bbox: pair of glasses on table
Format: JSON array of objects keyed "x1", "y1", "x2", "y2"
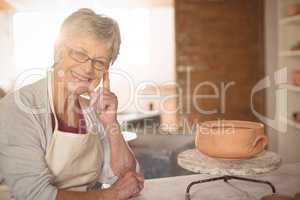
[{"x1": 65, "y1": 45, "x2": 110, "y2": 72}]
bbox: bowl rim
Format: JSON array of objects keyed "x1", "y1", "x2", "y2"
[{"x1": 199, "y1": 120, "x2": 264, "y2": 130}]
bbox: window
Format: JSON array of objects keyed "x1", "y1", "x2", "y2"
[
  {"x1": 13, "y1": 7, "x2": 174, "y2": 112},
  {"x1": 13, "y1": 8, "x2": 150, "y2": 72}
]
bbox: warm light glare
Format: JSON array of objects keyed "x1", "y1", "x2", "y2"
[
  {"x1": 12, "y1": 8, "x2": 174, "y2": 113},
  {"x1": 13, "y1": 12, "x2": 65, "y2": 72},
  {"x1": 13, "y1": 9, "x2": 150, "y2": 74}
]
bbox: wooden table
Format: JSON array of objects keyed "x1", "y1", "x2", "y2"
[
  {"x1": 1, "y1": 163, "x2": 300, "y2": 200},
  {"x1": 133, "y1": 163, "x2": 300, "y2": 200}
]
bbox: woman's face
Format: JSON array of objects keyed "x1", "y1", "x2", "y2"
[{"x1": 54, "y1": 35, "x2": 111, "y2": 95}]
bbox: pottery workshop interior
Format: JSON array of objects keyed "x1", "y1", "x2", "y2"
[{"x1": 0, "y1": 0, "x2": 300, "y2": 200}]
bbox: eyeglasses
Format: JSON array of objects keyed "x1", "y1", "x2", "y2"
[{"x1": 65, "y1": 45, "x2": 110, "y2": 72}]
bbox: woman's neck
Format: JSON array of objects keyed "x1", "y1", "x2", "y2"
[{"x1": 52, "y1": 71, "x2": 80, "y2": 128}]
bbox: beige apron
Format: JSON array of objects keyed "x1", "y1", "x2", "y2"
[{"x1": 45, "y1": 71, "x2": 103, "y2": 192}]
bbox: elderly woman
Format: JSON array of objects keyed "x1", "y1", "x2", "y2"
[{"x1": 0, "y1": 8, "x2": 143, "y2": 200}]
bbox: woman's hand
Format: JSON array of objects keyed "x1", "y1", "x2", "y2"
[
  {"x1": 90, "y1": 72, "x2": 118, "y2": 128},
  {"x1": 109, "y1": 171, "x2": 144, "y2": 200}
]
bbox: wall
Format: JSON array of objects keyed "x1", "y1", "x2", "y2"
[
  {"x1": 175, "y1": 0, "x2": 265, "y2": 123},
  {"x1": 110, "y1": 7, "x2": 176, "y2": 113},
  {"x1": 264, "y1": 0, "x2": 278, "y2": 153},
  {"x1": 0, "y1": 11, "x2": 14, "y2": 91}
]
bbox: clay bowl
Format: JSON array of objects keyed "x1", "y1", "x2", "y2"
[
  {"x1": 290, "y1": 42, "x2": 300, "y2": 51},
  {"x1": 295, "y1": 193, "x2": 300, "y2": 200},
  {"x1": 288, "y1": 4, "x2": 300, "y2": 16},
  {"x1": 195, "y1": 120, "x2": 268, "y2": 160},
  {"x1": 261, "y1": 194, "x2": 294, "y2": 200},
  {"x1": 292, "y1": 70, "x2": 300, "y2": 86},
  {"x1": 293, "y1": 112, "x2": 300, "y2": 123}
]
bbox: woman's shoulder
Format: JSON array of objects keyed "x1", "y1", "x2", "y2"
[
  {"x1": 0, "y1": 78, "x2": 50, "y2": 133},
  {"x1": 0, "y1": 78, "x2": 48, "y2": 113},
  {"x1": 0, "y1": 78, "x2": 50, "y2": 149}
]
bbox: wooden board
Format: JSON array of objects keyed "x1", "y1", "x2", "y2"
[{"x1": 177, "y1": 149, "x2": 281, "y2": 176}]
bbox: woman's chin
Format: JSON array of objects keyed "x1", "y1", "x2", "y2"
[
  {"x1": 75, "y1": 88, "x2": 89, "y2": 95},
  {"x1": 67, "y1": 82, "x2": 91, "y2": 95}
]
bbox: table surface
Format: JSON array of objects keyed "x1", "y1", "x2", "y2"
[
  {"x1": 1, "y1": 163, "x2": 300, "y2": 200},
  {"x1": 133, "y1": 162, "x2": 300, "y2": 200}
]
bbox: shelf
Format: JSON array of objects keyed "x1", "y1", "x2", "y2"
[
  {"x1": 279, "y1": 84, "x2": 300, "y2": 92},
  {"x1": 279, "y1": 50, "x2": 300, "y2": 57},
  {"x1": 280, "y1": 15, "x2": 300, "y2": 25}
]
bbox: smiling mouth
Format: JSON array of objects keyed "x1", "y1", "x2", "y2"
[{"x1": 71, "y1": 71, "x2": 91, "y2": 82}]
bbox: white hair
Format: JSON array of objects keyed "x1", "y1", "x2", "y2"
[{"x1": 58, "y1": 8, "x2": 121, "y2": 64}]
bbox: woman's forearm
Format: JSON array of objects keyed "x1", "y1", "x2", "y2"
[
  {"x1": 56, "y1": 188, "x2": 116, "y2": 200},
  {"x1": 106, "y1": 122, "x2": 136, "y2": 176}
]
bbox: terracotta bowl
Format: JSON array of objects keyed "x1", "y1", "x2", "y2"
[
  {"x1": 195, "y1": 120, "x2": 268, "y2": 159},
  {"x1": 290, "y1": 42, "x2": 300, "y2": 51},
  {"x1": 295, "y1": 193, "x2": 300, "y2": 200},
  {"x1": 293, "y1": 112, "x2": 300, "y2": 123},
  {"x1": 292, "y1": 70, "x2": 300, "y2": 86},
  {"x1": 288, "y1": 4, "x2": 300, "y2": 16}
]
